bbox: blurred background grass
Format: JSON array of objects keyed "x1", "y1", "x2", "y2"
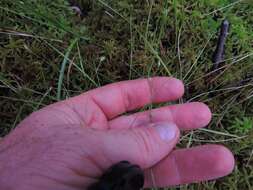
[{"x1": 0, "y1": 0, "x2": 252, "y2": 189}]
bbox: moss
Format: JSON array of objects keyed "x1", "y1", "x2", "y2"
[{"x1": 0, "y1": 0, "x2": 253, "y2": 189}]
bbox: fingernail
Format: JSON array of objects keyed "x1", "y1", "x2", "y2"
[{"x1": 153, "y1": 123, "x2": 177, "y2": 141}]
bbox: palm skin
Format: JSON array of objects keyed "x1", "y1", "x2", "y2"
[{"x1": 0, "y1": 77, "x2": 234, "y2": 190}]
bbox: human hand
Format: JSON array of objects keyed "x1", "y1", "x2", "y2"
[{"x1": 0, "y1": 77, "x2": 234, "y2": 190}]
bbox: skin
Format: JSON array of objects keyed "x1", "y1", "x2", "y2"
[{"x1": 0, "y1": 77, "x2": 234, "y2": 190}]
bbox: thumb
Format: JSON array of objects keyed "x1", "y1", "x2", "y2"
[{"x1": 101, "y1": 122, "x2": 179, "y2": 169}]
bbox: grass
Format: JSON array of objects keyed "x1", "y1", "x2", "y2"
[{"x1": 0, "y1": 0, "x2": 253, "y2": 189}]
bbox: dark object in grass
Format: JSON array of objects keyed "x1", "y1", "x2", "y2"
[
  {"x1": 212, "y1": 19, "x2": 230, "y2": 70},
  {"x1": 68, "y1": 0, "x2": 92, "y2": 17},
  {"x1": 87, "y1": 161, "x2": 144, "y2": 190},
  {"x1": 71, "y1": 6, "x2": 83, "y2": 16}
]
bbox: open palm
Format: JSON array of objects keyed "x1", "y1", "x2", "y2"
[{"x1": 0, "y1": 77, "x2": 234, "y2": 190}]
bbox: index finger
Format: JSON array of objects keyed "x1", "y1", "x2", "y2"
[{"x1": 74, "y1": 77, "x2": 184, "y2": 119}]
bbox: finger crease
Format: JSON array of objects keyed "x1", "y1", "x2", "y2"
[
  {"x1": 171, "y1": 154, "x2": 182, "y2": 184},
  {"x1": 119, "y1": 85, "x2": 130, "y2": 113},
  {"x1": 89, "y1": 96, "x2": 109, "y2": 119}
]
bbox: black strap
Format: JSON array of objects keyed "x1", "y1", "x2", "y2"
[{"x1": 87, "y1": 161, "x2": 144, "y2": 190}]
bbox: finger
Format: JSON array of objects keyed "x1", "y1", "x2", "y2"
[
  {"x1": 144, "y1": 145, "x2": 235, "y2": 187},
  {"x1": 97, "y1": 122, "x2": 180, "y2": 173},
  {"x1": 74, "y1": 77, "x2": 184, "y2": 119},
  {"x1": 109, "y1": 102, "x2": 212, "y2": 130}
]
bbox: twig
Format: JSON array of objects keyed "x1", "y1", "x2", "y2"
[{"x1": 212, "y1": 20, "x2": 230, "y2": 69}]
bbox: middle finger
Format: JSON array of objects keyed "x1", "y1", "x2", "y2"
[{"x1": 109, "y1": 102, "x2": 211, "y2": 130}]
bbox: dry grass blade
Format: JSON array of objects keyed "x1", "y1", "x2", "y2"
[
  {"x1": 0, "y1": 29, "x2": 63, "y2": 42},
  {"x1": 204, "y1": 0, "x2": 244, "y2": 16}
]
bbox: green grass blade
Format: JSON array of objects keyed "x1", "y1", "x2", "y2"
[{"x1": 57, "y1": 38, "x2": 78, "y2": 100}]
